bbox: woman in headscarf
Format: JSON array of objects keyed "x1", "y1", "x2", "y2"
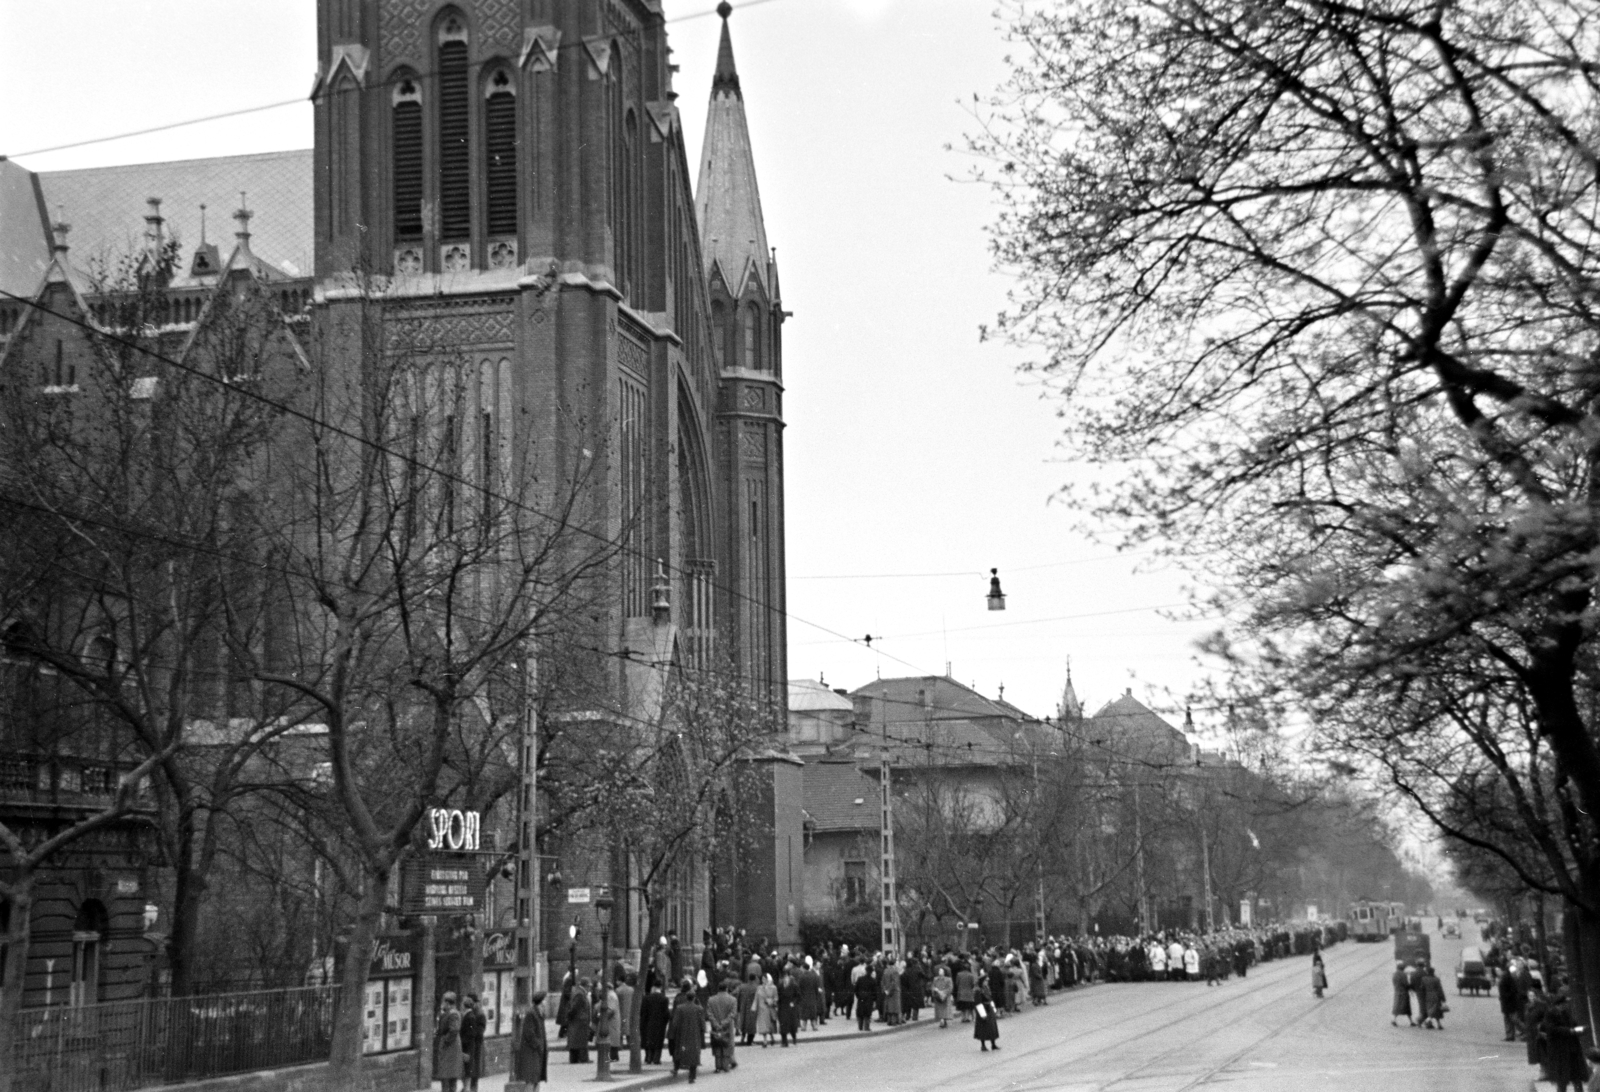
[
  {"x1": 511, "y1": 993, "x2": 549, "y2": 1090},
  {"x1": 755, "y1": 972, "x2": 779, "y2": 1046},
  {"x1": 435, "y1": 992, "x2": 464, "y2": 1092},
  {"x1": 1419, "y1": 964, "x2": 1446, "y2": 1029},
  {"x1": 1390, "y1": 962, "x2": 1414, "y2": 1027}
]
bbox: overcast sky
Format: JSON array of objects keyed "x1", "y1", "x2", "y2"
[{"x1": 1, "y1": 0, "x2": 1225, "y2": 729}]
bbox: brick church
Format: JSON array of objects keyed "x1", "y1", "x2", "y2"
[{"x1": 0, "y1": 0, "x2": 798, "y2": 1002}]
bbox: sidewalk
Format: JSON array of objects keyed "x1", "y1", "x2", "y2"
[{"x1": 472, "y1": 1009, "x2": 953, "y2": 1092}]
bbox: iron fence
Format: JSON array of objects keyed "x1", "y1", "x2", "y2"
[{"x1": 13, "y1": 984, "x2": 341, "y2": 1092}]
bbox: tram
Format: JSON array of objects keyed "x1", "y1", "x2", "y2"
[{"x1": 1350, "y1": 899, "x2": 1393, "y2": 941}]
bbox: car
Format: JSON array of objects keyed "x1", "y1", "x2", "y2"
[
  {"x1": 1457, "y1": 946, "x2": 1492, "y2": 995},
  {"x1": 1442, "y1": 920, "x2": 1460, "y2": 938}
]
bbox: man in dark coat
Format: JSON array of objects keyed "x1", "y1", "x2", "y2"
[
  {"x1": 459, "y1": 994, "x2": 487, "y2": 1092},
  {"x1": 987, "y1": 961, "x2": 1007, "y2": 1018},
  {"x1": 667, "y1": 981, "x2": 706, "y2": 1083},
  {"x1": 902, "y1": 957, "x2": 927, "y2": 1021},
  {"x1": 736, "y1": 972, "x2": 760, "y2": 1045},
  {"x1": 1542, "y1": 997, "x2": 1590, "y2": 1092},
  {"x1": 566, "y1": 981, "x2": 593, "y2": 1064},
  {"x1": 1390, "y1": 963, "x2": 1414, "y2": 1027},
  {"x1": 1498, "y1": 967, "x2": 1523, "y2": 1041},
  {"x1": 639, "y1": 982, "x2": 670, "y2": 1065},
  {"x1": 511, "y1": 994, "x2": 549, "y2": 1088},
  {"x1": 853, "y1": 966, "x2": 879, "y2": 1032}
]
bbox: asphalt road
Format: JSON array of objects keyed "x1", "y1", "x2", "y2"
[{"x1": 679, "y1": 923, "x2": 1528, "y2": 1091}]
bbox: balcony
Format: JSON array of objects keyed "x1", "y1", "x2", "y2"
[{"x1": 0, "y1": 753, "x2": 154, "y2": 816}]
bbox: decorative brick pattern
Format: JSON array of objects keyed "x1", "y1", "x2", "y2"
[
  {"x1": 617, "y1": 332, "x2": 648, "y2": 377},
  {"x1": 479, "y1": 0, "x2": 520, "y2": 56},
  {"x1": 386, "y1": 310, "x2": 515, "y2": 351},
  {"x1": 380, "y1": 0, "x2": 429, "y2": 65}
]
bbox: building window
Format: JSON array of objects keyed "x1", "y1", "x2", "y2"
[
  {"x1": 742, "y1": 304, "x2": 761, "y2": 369},
  {"x1": 392, "y1": 77, "x2": 424, "y2": 240},
  {"x1": 484, "y1": 70, "x2": 517, "y2": 239},
  {"x1": 437, "y1": 17, "x2": 471, "y2": 243},
  {"x1": 843, "y1": 861, "x2": 867, "y2": 907}
]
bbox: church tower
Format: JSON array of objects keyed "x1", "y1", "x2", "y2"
[
  {"x1": 307, "y1": 0, "x2": 794, "y2": 955},
  {"x1": 697, "y1": 3, "x2": 788, "y2": 705}
]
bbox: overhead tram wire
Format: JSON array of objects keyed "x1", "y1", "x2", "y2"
[
  {"x1": 4, "y1": 0, "x2": 794, "y2": 161},
  {"x1": 1, "y1": 474, "x2": 1220, "y2": 774}
]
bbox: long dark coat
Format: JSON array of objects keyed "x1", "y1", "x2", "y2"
[
  {"x1": 1526, "y1": 996, "x2": 1549, "y2": 1067},
  {"x1": 459, "y1": 1007, "x2": 487, "y2": 1078},
  {"x1": 972, "y1": 985, "x2": 999, "y2": 1045},
  {"x1": 640, "y1": 991, "x2": 671, "y2": 1057},
  {"x1": 1543, "y1": 1005, "x2": 1590, "y2": 1087},
  {"x1": 853, "y1": 970, "x2": 879, "y2": 1013},
  {"x1": 1419, "y1": 972, "x2": 1445, "y2": 1021},
  {"x1": 512, "y1": 1010, "x2": 548, "y2": 1085},
  {"x1": 797, "y1": 968, "x2": 823, "y2": 1021},
  {"x1": 736, "y1": 979, "x2": 760, "y2": 1036},
  {"x1": 777, "y1": 975, "x2": 801, "y2": 1034},
  {"x1": 566, "y1": 990, "x2": 592, "y2": 1054},
  {"x1": 902, "y1": 960, "x2": 927, "y2": 1011},
  {"x1": 667, "y1": 999, "x2": 706, "y2": 1071},
  {"x1": 1390, "y1": 970, "x2": 1412, "y2": 1018}
]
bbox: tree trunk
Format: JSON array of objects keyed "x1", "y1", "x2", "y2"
[
  {"x1": 1569, "y1": 896, "x2": 1600, "y2": 1052},
  {"x1": 0, "y1": 878, "x2": 36, "y2": 1092},
  {"x1": 628, "y1": 901, "x2": 661, "y2": 1074},
  {"x1": 326, "y1": 866, "x2": 389, "y2": 1089},
  {"x1": 167, "y1": 812, "x2": 206, "y2": 996}
]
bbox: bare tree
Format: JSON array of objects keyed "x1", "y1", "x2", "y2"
[{"x1": 976, "y1": 0, "x2": 1600, "y2": 1026}]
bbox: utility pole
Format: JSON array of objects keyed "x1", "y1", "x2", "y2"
[
  {"x1": 879, "y1": 752, "x2": 900, "y2": 956},
  {"x1": 1031, "y1": 745, "x2": 1045, "y2": 942},
  {"x1": 1201, "y1": 825, "x2": 1215, "y2": 933},
  {"x1": 1132, "y1": 772, "x2": 1149, "y2": 934},
  {"x1": 507, "y1": 654, "x2": 541, "y2": 1092}
]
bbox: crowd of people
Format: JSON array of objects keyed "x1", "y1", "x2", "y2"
[
  {"x1": 1491, "y1": 953, "x2": 1591, "y2": 1092},
  {"x1": 523, "y1": 920, "x2": 1342, "y2": 1082}
]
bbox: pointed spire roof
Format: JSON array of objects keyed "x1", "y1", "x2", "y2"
[
  {"x1": 695, "y1": 3, "x2": 771, "y2": 299},
  {"x1": 1057, "y1": 658, "x2": 1082, "y2": 722}
]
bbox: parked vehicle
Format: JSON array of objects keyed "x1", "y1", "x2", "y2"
[
  {"x1": 1441, "y1": 920, "x2": 1460, "y2": 939},
  {"x1": 1456, "y1": 946, "x2": 1491, "y2": 995}
]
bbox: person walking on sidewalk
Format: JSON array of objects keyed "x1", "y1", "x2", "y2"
[
  {"x1": 706, "y1": 978, "x2": 739, "y2": 1072},
  {"x1": 511, "y1": 994, "x2": 548, "y2": 1092},
  {"x1": 640, "y1": 982, "x2": 670, "y2": 1065},
  {"x1": 954, "y1": 961, "x2": 976, "y2": 1023},
  {"x1": 736, "y1": 972, "x2": 760, "y2": 1046},
  {"x1": 972, "y1": 980, "x2": 1000, "y2": 1052},
  {"x1": 667, "y1": 980, "x2": 706, "y2": 1083},
  {"x1": 756, "y1": 972, "x2": 779, "y2": 1046},
  {"x1": 1390, "y1": 963, "x2": 1414, "y2": 1027}
]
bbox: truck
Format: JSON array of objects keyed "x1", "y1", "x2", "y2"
[{"x1": 1395, "y1": 931, "x2": 1431, "y2": 966}]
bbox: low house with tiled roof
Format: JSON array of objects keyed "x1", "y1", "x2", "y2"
[
  {"x1": 786, "y1": 678, "x2": 854, "y2": 755},
  {"x1": 799, "y1": 757, "x2": 881, "y2": 918}
]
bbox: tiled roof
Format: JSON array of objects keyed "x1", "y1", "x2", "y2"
[
  {"x1": 0, "y1": 159, "x2": 50, "y2": 301},
  {"x1": 1088, "y1": 692, "x2": 1191, "y2": 764},
  {"x1": 788, "y1": 678, "x2": 853, "y2": 713},
  {"x1": 802, "y1": 760, "x2": 880, "y2": 833},
  {"x1": 36, "y1": 150, "x2": 313, "y2": 284},
  {"x1": 844, "y1": 675, "x2": 1051, "y2": 768}
]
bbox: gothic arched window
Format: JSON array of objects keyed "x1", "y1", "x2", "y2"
[
  {"x1": 392, "y1": 76, "x2": 424, "y2": 240},
  {"x1": 742, "y1": 304, "x2": 760, "y2": 370},
  {"x1": 484, "y1": 69, "x2": 517, "y2": 239},
  {"x1": 437, "y1": 15, "x2": 471, "y2": 243}
]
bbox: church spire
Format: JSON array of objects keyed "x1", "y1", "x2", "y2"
[
  {"x1": 696, "y1": 1, "x2": 771, "y2": 298},
  {"x1": 711, "y1": 2, "x2": 741, "y2": 98}
]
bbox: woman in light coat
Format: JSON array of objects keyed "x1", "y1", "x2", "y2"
[
  {"x1": 930, "y1": 965, "x2": 954, "y2": 1028},
  {"x1": 435, "y1": 992, "x2": 464, "y2": 1091},
  {"x1": 755, "y1": 972, "x2": 779, "y2": 1046}
]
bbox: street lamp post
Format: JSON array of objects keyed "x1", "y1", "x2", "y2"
[
  {"x1": 567, "y1": 921, "x2": 579, "y2": 988},
  {"x1": 594, "y1": 891, "x2": 614, "y2": 1082}
]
